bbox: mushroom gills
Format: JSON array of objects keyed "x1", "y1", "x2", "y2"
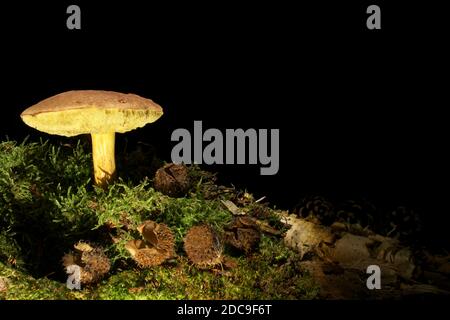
[{"x1": 21, "y1": 108, "x2": 159, "y2": 137}]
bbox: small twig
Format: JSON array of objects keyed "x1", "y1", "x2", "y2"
[
  {"x1": 221, "y1": 200, "x2": 246, "y2": 215},
  {"x1": 255, "y1": 196, "x2": 266, "y2": 203}
]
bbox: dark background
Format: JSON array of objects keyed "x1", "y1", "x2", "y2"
[{"x1": 0, "y1": 2, "x2": 448, "y2": 244}]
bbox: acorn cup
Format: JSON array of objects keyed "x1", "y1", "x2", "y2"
[
  {"x1": 183, "y1": 225, "x2": 224, "y2": 269},
  {"x1": 62, "y1": 241, "x2": 110, "y2": 285},
  {"x1": 125, "y1": 220, "x2": 175, "y2": 268}
]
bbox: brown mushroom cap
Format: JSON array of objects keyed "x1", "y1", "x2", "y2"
[{"x1": 21, "y1": 90, "x2": 163, "y2": 137}]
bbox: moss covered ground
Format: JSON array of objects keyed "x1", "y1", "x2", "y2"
[{"x1": 0, "y1": 138, "x2": 319, "y2": 300}]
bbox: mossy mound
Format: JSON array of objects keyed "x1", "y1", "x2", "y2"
[{"x1": 0, "y1": 138, "x2": 319, "y2": 300}]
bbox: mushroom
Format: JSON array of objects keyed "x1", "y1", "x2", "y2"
[{"x1": 20, "y1": 90, "x2": 163, "y2": 188}]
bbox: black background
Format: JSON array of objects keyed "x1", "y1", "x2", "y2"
[
  {"x1": 5, "y1": 299, "x2": 449, "y2": 319},
  {"x1": 0, "y1": 2, "x2": 448, "y2": 245}
]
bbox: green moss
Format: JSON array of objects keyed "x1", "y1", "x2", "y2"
[
  {"x1": 0, "y1": 138, "x2": 319, "y2": 300},
  {"x1": 0, "y1": 261, "x2": 71, "y2": 300}
]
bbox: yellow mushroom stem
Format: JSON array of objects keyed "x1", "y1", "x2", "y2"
[{"x1": 91, "y1": 132, "x2": 116, "y2": 188}]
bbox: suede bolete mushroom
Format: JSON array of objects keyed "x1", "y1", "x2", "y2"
[{"x1": 20, "y1": 90, "x2": 163, "y2": 187}]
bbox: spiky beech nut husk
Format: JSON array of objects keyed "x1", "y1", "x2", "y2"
[
  {"x1": 125, "y1": 221, "x2": 176, "y2": 268},
  {"x1": 125, "y1": 241, "x2": 171, "y2": 268},
  {"x1": 81, "y1": 248, "x2": 111, "y2": 281},
  {"x1": 154, "y1": 163, "x2": 190, "y2": 197},
  {"x1": 134, "y1": 247, "x2": 169, "y2": 268},
  {"x1": 184, "y1": 225, "x2": 223, "y2": 268},
  {"x1": 138, "y1": 220, "x2": 176, "y2": 258},
  {"x1": 225, "y1": 227, "x2": 261, "y2": 254},
  {"x1": 224, "y1": 216, "x2": 261, "y2": 254},
  {"x1": 62, "y1": 241, "x2": 110, "y2": 285},
  {"x1": 62, "y1": 252, "x2": 80, "y2": 268}
]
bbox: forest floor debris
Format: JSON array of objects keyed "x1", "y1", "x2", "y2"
[{"x1": 0, "y1": 138, "x2": 448, "y2": 299}]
